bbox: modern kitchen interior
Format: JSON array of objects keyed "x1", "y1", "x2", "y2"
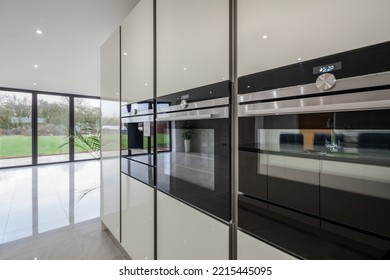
[{"x1": 100, "y1": 0, "x2": 390, "y2": 260}]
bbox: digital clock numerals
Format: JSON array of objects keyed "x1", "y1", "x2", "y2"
[
  {"x1": 313, "y1": 61, "x2": 342, "y2": 75},
  {"x1": 319, "y1": 65, "x2": 335, "y2": 73}
]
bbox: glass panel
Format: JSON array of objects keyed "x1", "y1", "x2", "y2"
[
  {"x1": 74, "y1": 98, "x2": 100, "y2": 160},
  {"x1": 238, "y1": 109, "x2": 390, "y2": 259},
  {"x1": 0, "y1": 90, "x2": 32, "y2": 168},
  {"x1": 156, "y1": 118, "x2": 230, "y2": 221},
  {"x1": 37, "y1": 94, "x2": 69, "y2": 164}
]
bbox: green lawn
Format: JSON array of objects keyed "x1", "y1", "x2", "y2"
[
  {"x1": 0, "y1": 135, "x2": 93, "y2": 158},
  {"x1": 38, "y1": 135, "x2": 69, "y2": 155},
  {"x1": 0, "y1": 133, "x2": 170, "y2": 158},
  {"x1": 0, "y1": 135, "x2": 32, "y2": 157}
]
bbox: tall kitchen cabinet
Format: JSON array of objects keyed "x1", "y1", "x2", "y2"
[
  {"x1": 237, "y1": 0, "x2": 390, "y2": 78},
  {"x1": 156, "y1": 0, "x2": 230, "y2": 97},
  {"x1": 121, "y1": 0, "x2": 154, "y2": 103},
  {"x1": 100, "y1": 28, "x2": 121, "y2": 241},
  {"x1": 156, "y1": 0, "x2": 231, "y2": 259},
  {"x1": 120, "y1": 0, "x2": 155, "y2": 259}
]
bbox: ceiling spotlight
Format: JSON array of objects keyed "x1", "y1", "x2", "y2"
[
  {"x1": 262, "y1": 34, "x2": 268, "y2": 39},
  {"x1": 34, "y1": 64, "x2": 39, "y2": 68},
  {"x1": 144, "y1": 83, "x2": 148, "y2": 86},
  {"x1": 297, "y1": 58, "x2": 302, "y2": 61},
  {"x1": 183, "y1": 67, "x2": 187, "y2": 71},
  {"x1": 36, "y1": 29, "x2": 43, "y2": 35},
  {"x1": 33, "y1": 82, "x2": 37, "y2": 86},
  {"x1": 123, "y1": 52, "x2": 128, "y2": 56}
]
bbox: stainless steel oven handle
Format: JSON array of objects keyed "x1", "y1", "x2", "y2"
[
  {"x1": 156, "y1": 114, "x2": 218, "y2": 121},
  {"x1": 239, "y1": 89, "x2": 390, "y2": 116}
]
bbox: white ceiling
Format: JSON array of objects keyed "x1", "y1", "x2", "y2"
[{"x1": 0, "y1": 0, "x2": 139, "y2": 97}]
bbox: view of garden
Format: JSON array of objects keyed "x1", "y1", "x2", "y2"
[{"x1": 0, "y1": 90, "x2": 100, "y2": 166}]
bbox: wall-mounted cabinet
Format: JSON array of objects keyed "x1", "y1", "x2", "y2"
[
  {"x1": 237, "y1": 0, "x2": 390, "y2": 77},
  {"x1": 121, "y1": 0, "x2": 154, "y2": 103},
  {"x1": 121, "y1": 174, "x2": 154, "y2": 260},
  {"x1": 100, "y1": 28, "x2": 121, "y2": 241},
  {"x1": 157, "y1": 191, "x2": 229, "y2": 259},
  {"x1": 156, "y1": 0, "x2": 229, "y2": 97}
]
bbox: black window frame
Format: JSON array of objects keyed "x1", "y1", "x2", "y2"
[{"x1": 0, "y1": 86, "x2": 100, "y2": 169}]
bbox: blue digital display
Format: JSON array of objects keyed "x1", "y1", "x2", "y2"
[
  {"x1": 313, "y1": 62, "x2": 342, "y2": 74},
  {"x1": 319, "y1": 65, "x2": 335, "y2": 73}
]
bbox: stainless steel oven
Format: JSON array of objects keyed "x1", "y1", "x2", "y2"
[
  {"x1": 156, "y1": 81, "x2": 231, "y2": 221},
  {"x1": 237, "y1": 42, "x2": 390, "y2": 259},
  {"x1": 121, "y1": 99, "x2": 154, "y2": 185}
]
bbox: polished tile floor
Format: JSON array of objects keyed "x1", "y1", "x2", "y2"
[{"x1": 0, "y1": 161, "x2": 127, "y2": 259}]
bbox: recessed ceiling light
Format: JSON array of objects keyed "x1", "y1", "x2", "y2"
[
  {"x1": 262, "y1": 34, "x2": 268, "y2": 39},
  {"x1": 33, "y1": 82, "x2": 37, "y2": 86},
  {"x1": 34, "y1": 64, "x2": 39, "y2": 68},
  {"x1": 36, "y1": 29, "x2": 43, "y2": 35},
  {"x1": 297, "y1": 58, "x2": 302, "y2": 61},
  {"x1": 123, "y1": 52, "x2": 128, "y2": 56},
  {"x1": 183, "y1": 67, "x2": 187, "y2": 71},
  {"x1": 144, "y1": 83, "x2": 148, "y2": 86}
]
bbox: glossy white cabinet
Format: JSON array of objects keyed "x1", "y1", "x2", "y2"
[
  {"x1": 100, "y1": 29, "x2": 121, "y2": 241},
  {"x1": 121, "y1": 175, "x2": 154, "y2": 260},
  {"x1": 157, "y1": 191, "x2": 229, "y2": 260},
  {"x1": 156, "y1": 0, "x2": 229, "y2": 97},
  {"x1": 121, "y1": 0, "x2": 154, "y2": 103},
  {"x1": 238, "y1": 0, "x2": 390, "y2": 77},
  {"x1": 237, "y1": 230, "x2": 297, "y2": 260}
]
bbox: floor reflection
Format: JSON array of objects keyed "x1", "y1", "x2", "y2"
[{"x1": 0, "y1": 160, "x2": 100, "y2": 244}]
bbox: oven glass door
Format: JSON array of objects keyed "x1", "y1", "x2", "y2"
[
  {"x1": 121, "y1": 102, "x2": 155, "y2": 185},
  {"x1": 238, "y1": 109, "x2": 390, "y2": 259},
  {"x1": 156, "y1": 117, "x2": 230, "y2": 221}
]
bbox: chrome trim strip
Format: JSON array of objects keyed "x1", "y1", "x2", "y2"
[
  {"x1": 156, "y1": 106, "x2": 229, "y2": 121},
  {"x1": 157, "y1": 97, "x2": 229, "y2": 113},
  {"x1": 238, "y1": 89, "x2": 390, "y2": 116},
  {"x1": 121, "y1": 114, "x2": 154, "y2": 123},
  {"x1": 238, "y1": 71, "x2": 390, "y2": 103}
]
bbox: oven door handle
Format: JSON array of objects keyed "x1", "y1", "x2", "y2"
[{"x1": 156, "y1": 113, "x2": 218, "y2": 121}]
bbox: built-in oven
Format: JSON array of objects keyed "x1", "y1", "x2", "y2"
[
  {"x1": 156, "y1": 81, "x2": 231, "y2": 221},
  {"x1": 121, "y1": 99, "x2": 154, "y2": 185},
  {"x1": 237, "y1": 41, "x2": 390, "y2": 259}
]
